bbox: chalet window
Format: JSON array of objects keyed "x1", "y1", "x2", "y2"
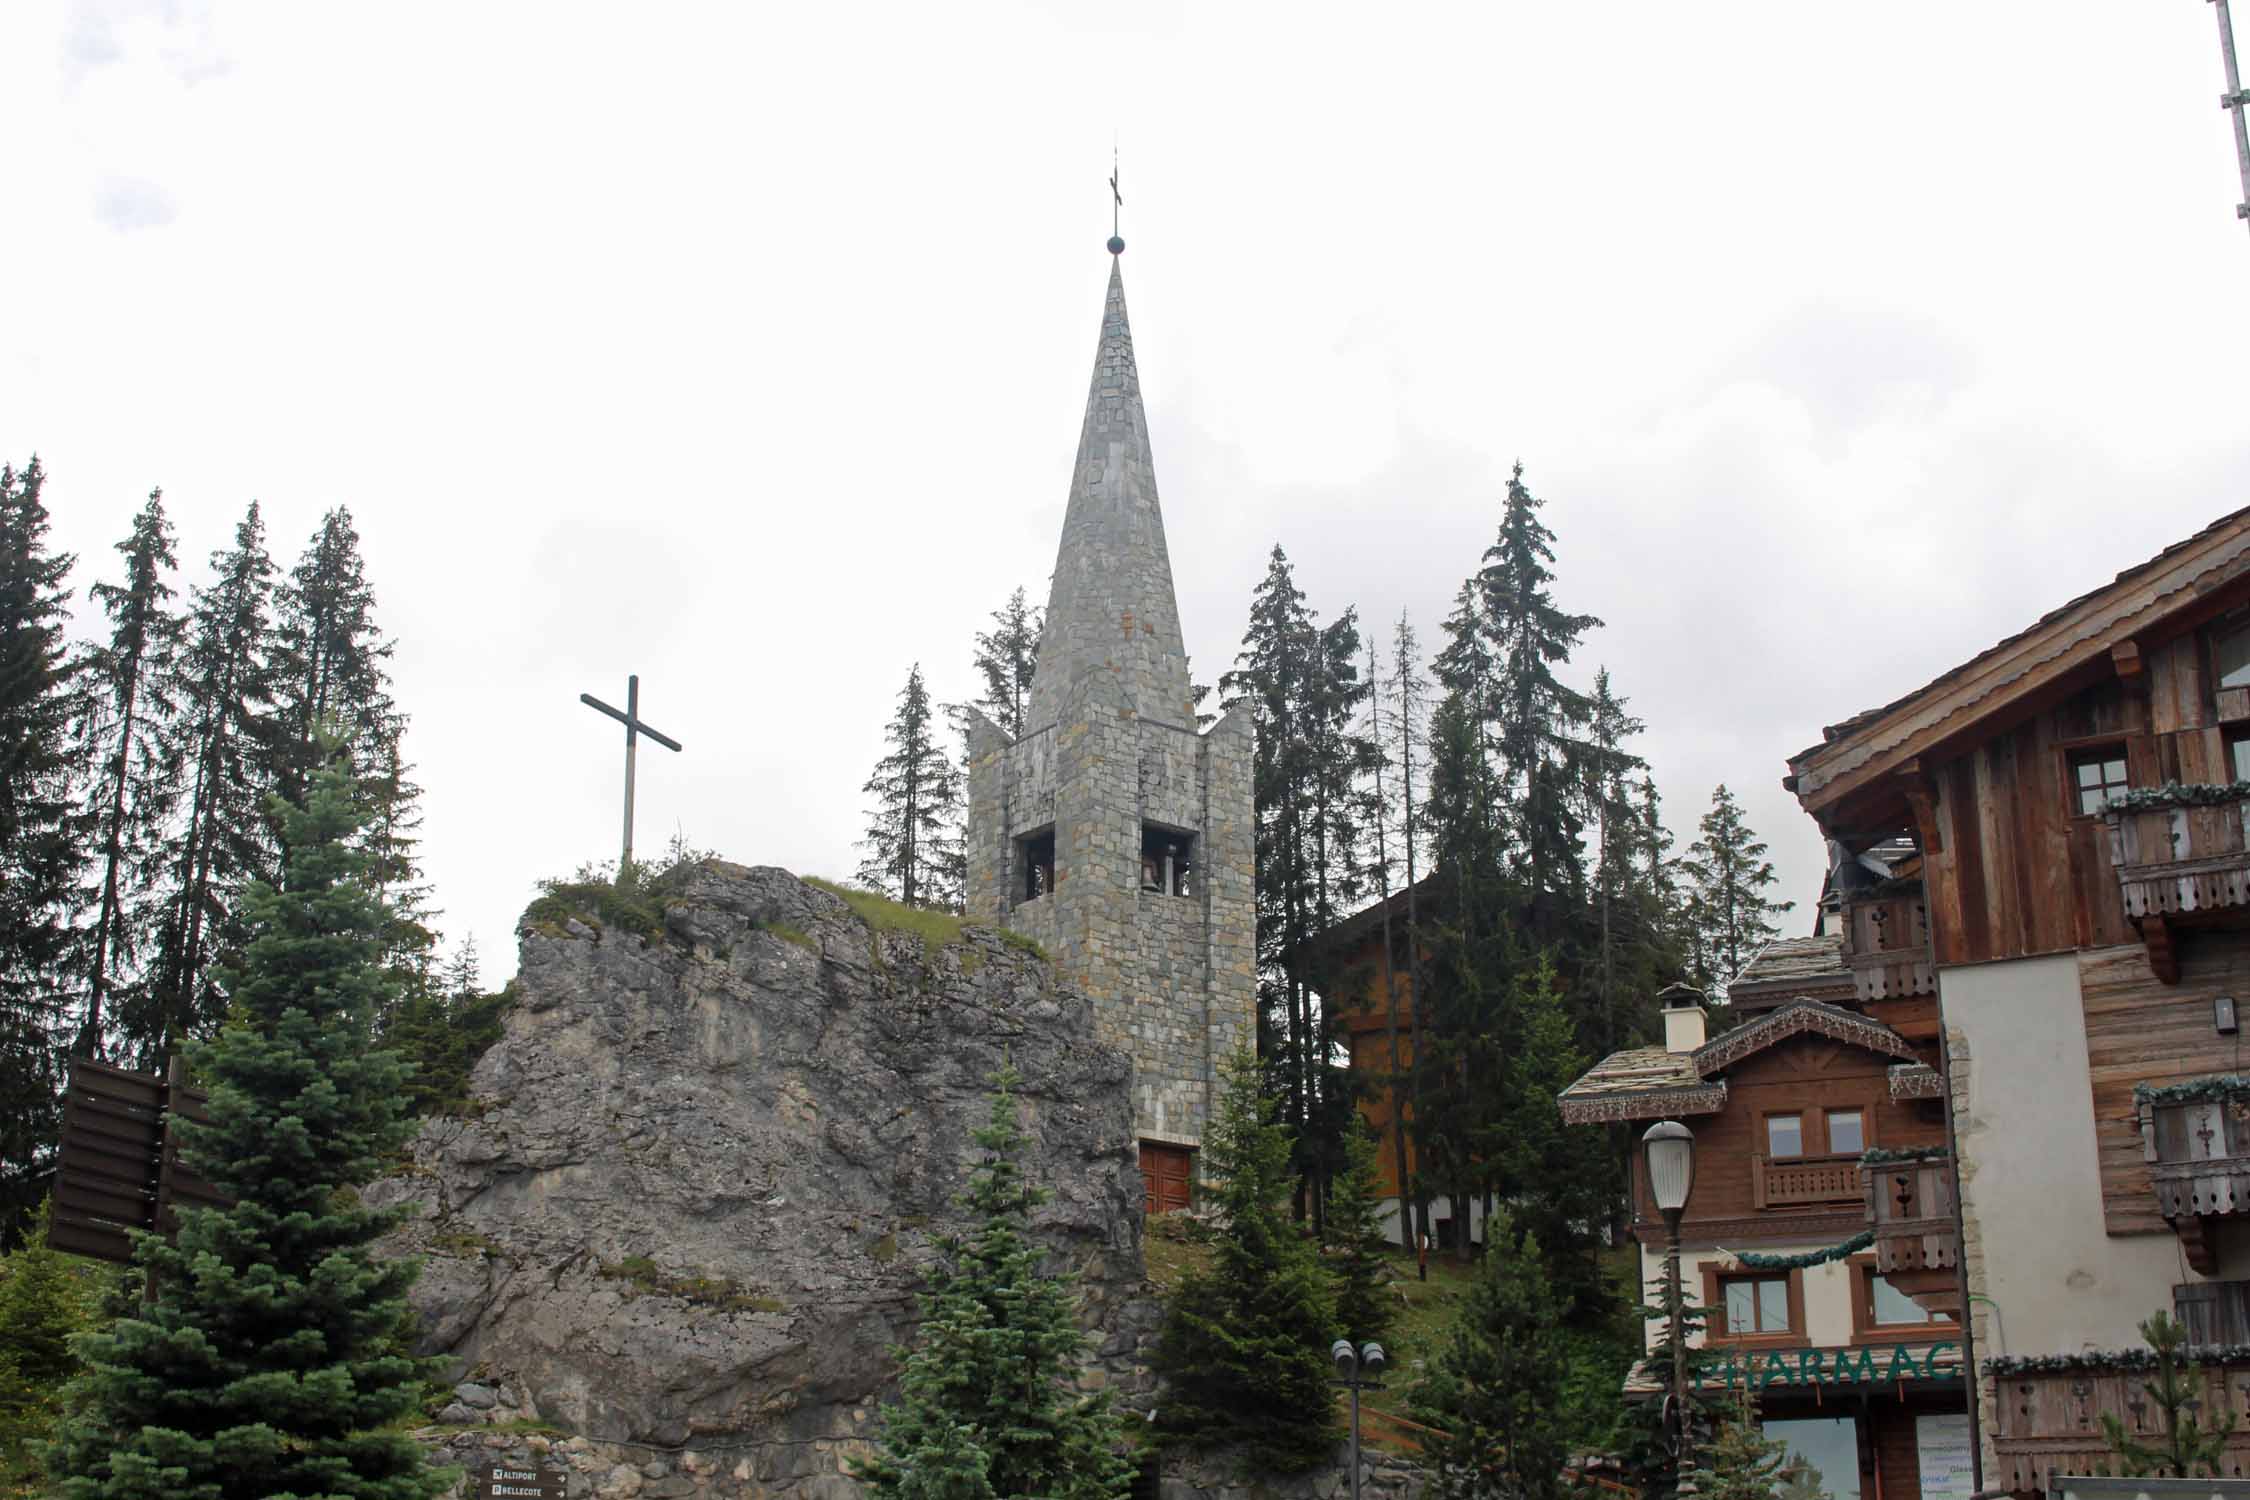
[
  {"x1": 2230, "y1": 729, "x2": 2250, "y2": 783},
  {"x1": 2174, "y1": 1279, "x2": 2250, "y2": 1345},
  {"x1": 2216, "y1": 619, "x2": 2250, "y2": 692},
  {"x1": 1723, "y1": 1275, "x2": 1791, "y2": 1334},
  {"x1": 1827, "y1": 1109, "x2": 1865, "y2": 1156},
  {"x1": 1868, "y1": 1274, "x2": 1950, "y2": 1327},
  {"x1": 1766, "y1": 1114, "x2": 1804, "y2": 1159},
  {"x1": 2069, "y1": 747, "x2": 2131, "y2": 817},
  {"x1": 1019, "y1": 828, "x2": 1056, "y2": 903},
  {"x1": 1140, "y1": 826, "x2": 1194, "y2": 898}
]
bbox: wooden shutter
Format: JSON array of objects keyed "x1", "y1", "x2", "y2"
[{"x1": 2171, "y1": 1280, "x2": 2250, "y2": 1344}]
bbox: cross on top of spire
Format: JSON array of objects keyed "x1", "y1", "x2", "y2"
[{"x1": 1108, "y1": 147, "x2": 1125, "y2": 255}]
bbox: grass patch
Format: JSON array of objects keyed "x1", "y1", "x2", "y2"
[
  {"x1": 763, "y1": 922, "x2": 817, "y2": 952},
  {"x1": 430, "y1": 1227, "x2": 502, "y2": 1258},
  {"x1": 599, "y1": 1257, "x2": 785, "y2": 1315},
  {"x1": 803, "y1": 877, "x2": 1051, "y2": 963},
  {"x1": 871, "y1": 1231, "x2": 900, "y2": 1264}
]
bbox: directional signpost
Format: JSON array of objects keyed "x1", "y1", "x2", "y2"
[{"x1": 472, "y1": 1461, "x2": 566, "y2": 1500}]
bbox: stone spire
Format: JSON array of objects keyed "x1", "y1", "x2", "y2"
[{"x1": 1027, "y1": 256, "x2": 1197, "y2": 733}]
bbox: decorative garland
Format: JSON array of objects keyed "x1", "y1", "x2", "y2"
[
  {"x1": 1732, "y1": 1230, "x2": 1874, "y2": 1270},
  {"x1": 1860, "y1": 1145, "x2": 1948, "y2": 1166},
  {"x1": 2104, "y1": 781, "x2": 2250, "y2": 814},
  {"x1": 1984, "y1": 1345, "x2": 2250, "y2": 1376},
  {"x1": 2133, "y1": 1075, "x2": 2250, "y2": 1109}
]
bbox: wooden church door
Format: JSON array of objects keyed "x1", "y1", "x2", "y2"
[{"x1": 1140, "y1": 1142, "x2": 1193, "y2": 1216}]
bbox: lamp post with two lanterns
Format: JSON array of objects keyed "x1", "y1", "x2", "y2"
[
  {"x1": 1642, "y1": 1119, "x2": 1698, "y2": 1484},
  {"x1": 1332, "y1": 1337, "x2": 1386, "y2": 1500}
]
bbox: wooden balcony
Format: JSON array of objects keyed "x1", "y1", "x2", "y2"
[
  {"x1": 2138, "y1": 1088, "x2": 2250, "y2": 1272},
  {"x1": 2107, "y1": 797, "x2": 2250, "y2": 921},
  {"x1": 1839, "y1": 888, "x2": 1935, "y2": 1001},
  {"x1": 1754, "y1": 1153, "x2": 1863, "y2": 1209},
  {"x1": 1987, "y1": 1359, "x2": 2250, "y2": 1493},
  {"x1": 1861, "y1": 1151, "x2": 1960, "y2": 1315}
]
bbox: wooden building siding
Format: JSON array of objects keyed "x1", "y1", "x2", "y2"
[
  {"x1": 1632, "y1": 1033, "x2": 1947, "y2": 1245},
  {"x1": 1913, "y1": 646, "x2": 2242, "y2": 968},
  {"x1": 2078, "y1": 939, "x2": 2250, "y2": 1236}
]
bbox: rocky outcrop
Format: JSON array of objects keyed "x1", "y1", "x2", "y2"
[{"x1": 369, "y1": 863, "x2": 1158, "y2": 1497}]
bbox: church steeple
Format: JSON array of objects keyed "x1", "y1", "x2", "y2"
[{"x1": 1027, "y1": 255, "x2": 1196, "y2": 733}]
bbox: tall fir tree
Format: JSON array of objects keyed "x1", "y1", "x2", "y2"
[
  {"x1": 1489, "y1": 960, "x2": 1612, "y2": 1308},
  {"x1": 1414, "y1": 1209, "x2": 1569, "y2": 1500},
  {"x1": 71, "y1": 490, "x2": 184, "y2": 1059},
  {"x1": 968, "y1": 586, "x2": 1042, "y2": 741},
  {"x1": 0, "y1": 457, "x2": 85, "y2": 1237},
  {"x1": 270, "y1": 508, "x2": 394, "y2": 807},
  {"x1": 1681, "y1": 785, "x2": 1795, "y2": 990},
  {"x1": 136, "y1": 502, "x2": 280, "y2": 1066},
  {"x1": 1476, "y1": 463, "x2": 1602, "y2": 921},
  {"x1": 859, "y1": 663, "x2": 965, "y2": 909},
  {"x1": 1583, "y1": 668, "x2": 1648, "y2": 1060},
  {"x1": 1383, "y1": 612, "x2": 1433, "y2": 1252},
  {"x1": 1156, "y1": 1049, "x2": 1339, "y2": 1473},
  {"x1": 853, "y1": 1068, "x2": 1133, "y2": 1500},
  {"x1": 48, "y1": 754, "x2": 450, "y2": 1500}
]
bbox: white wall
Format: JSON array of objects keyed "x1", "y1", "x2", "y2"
[{"x1": 1946, "y1": 951, "x2": 2196, "y2": 1359}]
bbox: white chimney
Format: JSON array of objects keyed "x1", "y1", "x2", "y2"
[{"x1": 1663, "y1": 997, "x2": 1708, "y2": 1054}]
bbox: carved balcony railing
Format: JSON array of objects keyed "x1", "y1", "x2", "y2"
[
  {"x1": 1754, "y1": 1154, "x2": 1863, "y2": 1209},
  {"x1": 1987, "y1": 1359, "x2": 2250, "y2": 1493},
  {"x1": 2138, "y1": 1086, "x2": 2250, "y2": 1272},
  {"x1": 2107, "y1": 796, "x2": 2250, "y2": 921},
  {"x1": 1839, "y1": 888, "x2": 1935, "y2": 1001},
  {"x1": 1862, "y1": 1152, "x2": 1958, "y2": 1279}
]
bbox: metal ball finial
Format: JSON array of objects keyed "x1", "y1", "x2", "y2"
[{"x1": 1107, "y1": 234, "x2": 1125, "y2": 255}]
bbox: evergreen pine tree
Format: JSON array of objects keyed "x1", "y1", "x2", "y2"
[
  {"x1": 858, "y1": 663, "x2": 965, "y2": 909},
  {"x1": 969, "y1": 587, "x2": 1043, "y2": 741},
  {"x1": 1490, "y1": 960, "x2": 1611, "y2": 1308},
  {"x1": 1323, "y1": 1117, "x2": 1395, "y2": 1349},
  {"x1": 72, "y1": 489, "x2": 185, "y2": 1059},
  {"x1": 1476, "y1": 463, "x2": 1602, "y2": 919},
  {"x1": 1383, "y1": 612, "x2": 1433, "y2": 1252},
  {"x1": 0, "y1": 457, "x2": 86, "y2": 1237},
  {"x1": 136, "y1": 502, "x2": 280, "y2": 1067},
  {"x1": 1220, "y1": 547, "x2": 1324, "y2": 1209},
  {"x1": 2100, "y1": 1310, "x2": 2238, "y2": 1477},
  {"x1": 1696, "y1": 1391, "x2": 1797, "y2": 1500},
  {"x1": 270, "y1": 508, "x2": 395, "y2": 808},
  {"x1": 47, "y1": 754, "x2": 451, "y2": 1500},
  {"x1": 1414, "y1": 1209, "x2": 1569, "y2": 1500},
  {"x1": 1156, "y1": 1048, "x2": 1339, "y2": 1472},
  {"x1": 1681, "y1": 785, "x2": 1795, "y2": 989},
  {"x1": 854, "y1": 1068, "x2": 1132, "y2": 1500},
  {"x1": 0, "y1": 1200, "x2": 101, "y2": 1488},
  {"x1": 1583, "y1": 668, "x2": 1648, "y2": 1059}
]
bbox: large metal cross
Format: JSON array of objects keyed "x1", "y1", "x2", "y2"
[{"x1": 579, "y1": 674, "x2": 682, "y2": 873}]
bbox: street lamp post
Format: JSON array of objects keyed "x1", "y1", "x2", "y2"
[
  {"x1": 1332, "y1": 1338, "x2": 1387, "y2": 1500},
  {"x1": 1642, "y1": 1120, "x2": 1698, "y2": 1485}
]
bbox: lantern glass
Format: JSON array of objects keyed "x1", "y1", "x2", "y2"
[{"x1": 1643, "y1": 1120, "x2": 1695, "y2": 1214}]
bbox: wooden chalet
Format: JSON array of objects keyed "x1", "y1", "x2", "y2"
[
  {"x1": 1785, "y1": 506, "x2": 2250, "y2": 1494},
  {"x1": 1560, "y1": 942, "x2": 1970, "y2": 1500}
]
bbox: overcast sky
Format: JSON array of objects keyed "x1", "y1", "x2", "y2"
[{"x1": 10, "y1": 1, "x2": 2250, "y2": 986}]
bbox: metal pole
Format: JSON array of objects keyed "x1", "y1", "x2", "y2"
[
  {"x1": 2216, "y1": 0, "x2": 2250, "y2": 235},
  {"x1": 1666, "y1": 1208, "x2": 1691, "y2": 1480},
  {"x1": 1349, "y1": 1372, "x2": 1362, "y2": 1500},
  {"x1": 621, "y1": 674, "x2": 639, "y2": 875}
]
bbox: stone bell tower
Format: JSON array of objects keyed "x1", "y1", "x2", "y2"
[{"x1": 963, "y1": 235, "x2": 1255, "y2": 1181}]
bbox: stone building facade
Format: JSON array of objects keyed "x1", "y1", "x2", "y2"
[{"x1": 963, "y1": 249, "x2": 1255, "y2": 1166}]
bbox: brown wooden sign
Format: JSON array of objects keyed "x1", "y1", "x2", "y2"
[
  {"x1": 472, "y1": 1462, "x2": 567, "y2": 1499},
  {"x1": 48, "y1": 1057, "x2": 230, "y2": 1265}
]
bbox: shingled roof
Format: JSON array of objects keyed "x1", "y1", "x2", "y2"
[
  {"x1": 1725, "y1": 934, "x2": 1852, "y2": 1009},
  {"x1": 1557, "y1": 999, "x2": 1923, "y2": 1125}
]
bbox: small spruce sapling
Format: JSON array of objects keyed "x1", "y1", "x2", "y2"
[
  {"x1": 1155, "y1": 1048, "x2": 1339, "y2": 1473},
  {"x1": 2100, "y1": 1310, "x2": 2238, "y2": 1477},
  {"x1": 1414, "y1": 1209, "x2": 1568, "y2": 1500},
  {"x1": 853, "y1": 1066, "x2": 1132, "y2": 1500},
  {"x1": 1324, "y1": 1116, "x2": 1396, "y2": 1351},
  {"x1": 1696, "y1": 1391, "x2": 1800, "y2": 1500}
]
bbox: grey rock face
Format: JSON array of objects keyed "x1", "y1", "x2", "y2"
[{"x1": 372, "y1": 863, "x2": 1155, "y2": 1491}]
